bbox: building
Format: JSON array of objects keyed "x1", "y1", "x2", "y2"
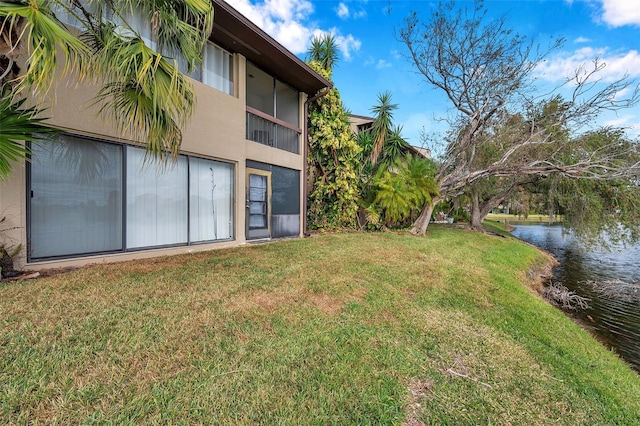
[
  {"x1": 347, "y1": 114, "x2": 431, "y2": 159},
  {"x1": 348, "y1": 114, "x2": 375, "y2": 135},
  {"x1": 0, "y1": 0, "x2": 331, "y2": 271}
]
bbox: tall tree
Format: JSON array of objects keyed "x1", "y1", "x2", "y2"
[
  {"x1": 306, "y1": 37, "x2": 361, "y2": 230},
  {"x1": 525, "y1": 129, "x2": 640, "y2": 246},
  {"x1": 306, "y1": 34, "x2": 339, "y2": 75},
  {"x1": 463, "y1": 99, "x2": 567, "y2": 229},
  {"x1": 368, "y1": 91, "x2": 400, "y2": 166},
  {"x1": 0, "y1": 0, "x2": 214, "y2": 172},
  {"x1": 355, "y1": 92, "x2": 434, "y2": 229},
  {"x1": 399, "y1": 0, "x2": 639, "y2": 236}
]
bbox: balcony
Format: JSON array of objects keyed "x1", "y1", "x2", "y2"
[{"x1": 246, "y1": 107, "x2": 301, "y2": 154}]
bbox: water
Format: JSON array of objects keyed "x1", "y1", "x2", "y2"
[{"x1": 511, "y1": 224, "x2": 640, "y2": 372}]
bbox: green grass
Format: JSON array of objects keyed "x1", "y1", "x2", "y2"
[{"x1": 1, "y1": 227, "x2": 639, "y2": 424}]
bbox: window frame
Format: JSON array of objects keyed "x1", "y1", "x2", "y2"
[{"x1": 26, "y1": 133, "x2": 236, "y2": 262}]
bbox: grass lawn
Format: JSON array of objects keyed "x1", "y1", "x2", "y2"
[{"x1": 1, "y1": 227, "x2": 639, "y2": 424}]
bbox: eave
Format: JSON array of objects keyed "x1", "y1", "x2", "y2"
[{"x1": 210, "y1": 0, "x2": 332, "y2": 95}]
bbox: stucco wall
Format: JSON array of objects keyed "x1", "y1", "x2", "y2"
[{"x1": 0, "y1": 53, "x2": 308, "y2": 271}]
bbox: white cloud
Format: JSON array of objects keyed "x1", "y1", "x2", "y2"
[
  {"x1": 597, "y1": 0, "x2": 640, "y2": 27},
  {"x1": 335, "y1": 2, "x2": 366, "y2": 20},
  {"x1": 574, "y1": 36, "x2": 590, "y2": 43},
  {"x1": 536, "y1": 47, "x2": 640, "y2": 82},
  {"x1": 334, "y1": 33, "x2": 362, "y2": 60},
  {"x1": 613, "y1": 87, "x2": 630, "y2": 100},
  {"x1": 337, "y1": 3, "x2": 349, "y2": 19},
  {"x1": 226, "y1": 0, "x2": 360, "y2": 57},
  {"x1": 376, "y1": 59, "x2": 392, "y2": 69},
  {"x1": 604, "y1": 114, "x2": 635, "y2": 128},
  {"x1": 353, "y1": 9, "x2": 367, "y2": 19},
  {"x1": 363, "y1": 56, "x2": 393, "y2": 69}
]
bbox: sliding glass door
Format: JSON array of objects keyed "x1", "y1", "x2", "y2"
[
  {"x1": 189, "y1": 157, "x2": 234, "y2": 242},
  {"x1": 29, "y1": 135, "x2": 235, "y2": 261},
  {"x1": 29, "y1": 137, "x2": 123, "y2": 258},
  {"x1": 126, "y1": 147, "x2": 188, "y2": 249}
]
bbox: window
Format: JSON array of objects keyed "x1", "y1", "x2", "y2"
[
  {"x1": 189, "y1": 157, "x2": 234, "y2": 242},
  {"x1": 115, "y1": 11, "x2": 156, "y2": 49},
  {"x1": 203, "y1": 43, "x2": 234, "y2": 95},
  {"x1": 164, "y1": 41, "x2": 234, "y2": 95},
  {"x1": 29, "y1": 136, "x2": 123, "y2": 259},
  {"x1": 51, "y1": 4, "x2": 234, "y2": 95},
  {"x1": 51, "y1": 1, "x2": 105, "y2": 29},
  {"x1": 170, "y1": 48, "x2": 203, "y2": 81},
  {"x1": 126, "y1": 147, "x2": 188, "y2": 249},
  {"x1": 28, "y1": 135, "x2": 235, "y2": 261}
]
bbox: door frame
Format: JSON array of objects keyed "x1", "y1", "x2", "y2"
[{"x1": 245, "y1": 168, "x2": 271, "y2": 240}]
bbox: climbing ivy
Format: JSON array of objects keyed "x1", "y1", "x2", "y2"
[{"x1": 306, "y1": 62, "x2": 361, "y2": 230}]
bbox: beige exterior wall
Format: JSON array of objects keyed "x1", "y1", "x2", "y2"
[{"x1": 0, "y1": 53, "x2": 308, "y2": 271}]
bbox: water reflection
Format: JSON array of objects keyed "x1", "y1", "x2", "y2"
[{"x1": 512, "y1": 224, "x2": 640, "y2": 372}]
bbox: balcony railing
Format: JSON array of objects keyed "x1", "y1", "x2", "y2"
[{"x1": 246, "y1": 107, "x2": 301, "y2": 154}]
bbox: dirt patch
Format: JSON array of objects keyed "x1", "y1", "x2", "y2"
[
  {"x1": 403, "y1": 378, "x2": 434, "y2": 426},
  {"x1": 226, "y1": 287, "x2": 367, "y2": 316},
  {"x1": 523, "y1": 250, "x2": 558, "y2": 294}
]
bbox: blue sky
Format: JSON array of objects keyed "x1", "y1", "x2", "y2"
[{"x1": 226, "y1": 0, "x2": 640, "y2": 146}]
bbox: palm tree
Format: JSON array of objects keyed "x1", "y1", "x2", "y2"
[
  {"x1": 306, "y1": 34, "x2": 339, "y2": 74},
  {"x1": 369, "y1": 91, "x2": 398, "y2": 166},
  {"x1": 0, "y1": 0, "x2": 214, "y2": 172},
  {"x1": 379, "y1": 124, "x2": 410, "y2": 169},
  {"x1": 373, "y1": 154, "x2": 439, "y2": 224},
  {"x1": 0, "y1": 84, "x2": 56, "y2": 180}
]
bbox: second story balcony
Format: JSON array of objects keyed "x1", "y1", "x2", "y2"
[
  {"x1": 246, "y1": 62, "x2": 301, "y2": 155},
  {"x1": 246, "y1": 107, "x2": 301, "y2": 154}
]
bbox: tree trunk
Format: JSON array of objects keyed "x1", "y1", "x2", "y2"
[
  {"x1": 548, "y1": 188, "x2": 555, "y2": 225},
  {"x1": 469, "y1": 191, "x2": 483, "y2": 230},
  {"x1": 410, "y1": 197, "x2": 439, "y2": 236}
]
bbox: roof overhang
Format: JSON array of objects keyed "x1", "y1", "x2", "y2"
[{"x1": 210, "y1": 0, "x2": 332, "y2": 95}]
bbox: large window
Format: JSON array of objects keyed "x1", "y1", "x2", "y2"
[
  {"x1": 51, "y1": 5, "x2": 234, "y2": 95},
  {"x1": 126, "y1": 147, "x2": 188, "y2": 249},
  {"x1": 28, "y1": 135, "x2": 235, "y2": 261},
  {"x1": 189, "y1": 157, "x2": 234, "y2": 242},
  {"x1": 30, "y1": 137, "x2": 123, "y2": 258},
  {"x1": 173, "y1": 42, "x2": 234, "y2": 95}
]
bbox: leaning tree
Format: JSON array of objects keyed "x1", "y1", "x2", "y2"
[{"x1": 398, "y1": 0, "x2": 639, "y2": 235}]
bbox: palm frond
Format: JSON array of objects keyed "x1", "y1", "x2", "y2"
[
  {"x1": 369, "y1": 91, "x2": 398, "y2": 166},
  {"x1": 93, "y1": 29, "x2": 193, "y2": 161},
  {"x1": 0, "y1": 1, "x2": 88, "y2": 96},
  {"x1": 306, "y1": 34, "x2": 339, "y2": 73},
  {"x1": 0, "y1": 84, "x2": 56, "y2": 180}
]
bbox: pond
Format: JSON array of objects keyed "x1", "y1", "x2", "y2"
[{"x1": 511, "y1": 224, "x2": 640, "y2": 373}]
